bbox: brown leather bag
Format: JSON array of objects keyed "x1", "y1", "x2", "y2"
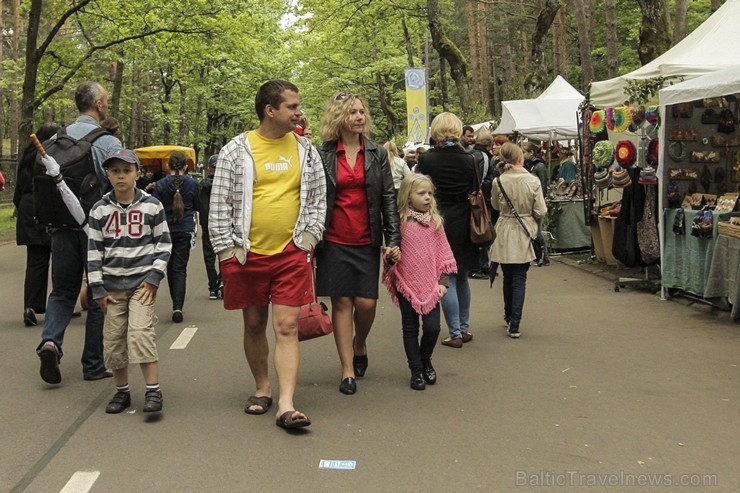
[{"x1": 469, "y1": 189, "x2": 493, "y2": 244}]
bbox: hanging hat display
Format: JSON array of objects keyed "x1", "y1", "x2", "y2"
[
  {"x1": 594, "y1": 168, "x2": 611, "y2": 189},
  {"x1": 589, "y1": 110, "x2": 606, "y2": 134},
  {"x1": 615, "y1": 140, "x2": 637, "y2": 167},
  {"x1": 613, "y1": 107, "x2": 633, "y2": 133},
  {"x1": 646, "y1": 138, "x2": 659, "y2": 167},
  {"x1": 611, "y1": 165, "x2": 632, "y2": 188},
  {"x1": 592, "y1": 140, "x2": 615, "y2": 168},
  {"x1": 645, "y1": 105, "x2": 659, "y2": 125}
]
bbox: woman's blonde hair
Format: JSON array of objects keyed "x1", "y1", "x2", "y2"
[
  {"x1": 397, "y1": 174, "x2": 444, "y2": 230},
  {"x1": 320, "y1": 92, "x2": 374, "y2": 141},
  {"x1": 383, "y1": 141, "x2": 400, "y2": 160},
  {"x1": 430, "y1": 112, "x2": 463, "y2": 143},
  {"x1": 498, "y1": 142, "x2": 524, "y2": 172}
]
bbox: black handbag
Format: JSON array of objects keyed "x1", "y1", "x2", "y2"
[{"x1": 496, "y1": 177, "x2": 543, "y2": 263}]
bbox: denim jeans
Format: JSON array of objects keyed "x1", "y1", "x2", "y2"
[
  {"x1": 501, "y1": 263, "x2": 530, "y2": 330},
  {"x1": 167, "y1": 232, "x2": 192, "y2": 310},
  {"x1": 398, "y1": 294, "x2": 440, "y2": 370},
  {"x1": 440, "y1": 266, "x2": 471, "y2": 339},
  {"x1": 37, "y1": 229, "x2": 105, "y2": 375},
  {"x1": 201, "y1": 228, "x2": 220, "y2": 292}
]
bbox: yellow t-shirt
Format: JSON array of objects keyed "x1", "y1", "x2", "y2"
[{"x1": 247, "y1": 130, "x2": 301, "y2": 255}]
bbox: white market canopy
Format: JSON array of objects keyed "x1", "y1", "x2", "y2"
[
  {"x1": 659, "y1": 63, "x2": 740, "y2": 107},
  {"x1": 590, "y1": 0, "x2": 740, "y2": 107},
  {"x1": 488, "y1": 75, "x2": 584, "y2": 141}
]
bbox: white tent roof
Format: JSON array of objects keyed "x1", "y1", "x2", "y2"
[
  {"x1": 590, "y1": 0, "x2": 740, "y2": 107},
  {"x1": 659, "y1": 64, "x2": 740, "y2": 106},
  {"x1": 489, "y1": 75, "x2": 584, "y2": 140}
]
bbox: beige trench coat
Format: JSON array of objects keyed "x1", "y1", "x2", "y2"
[{"x1": 489, "y1": 167, "x2": 548, "y2": 264}]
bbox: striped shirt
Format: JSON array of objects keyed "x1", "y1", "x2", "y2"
[
  {"x1": 87, "y1": 189, "x2": 172, "y2": 299},
  {"x1": 209, "y1": 132, "x2": 326, "y2": 260}
]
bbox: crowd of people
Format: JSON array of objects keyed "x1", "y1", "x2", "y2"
[{"x1": 19, "y1": 78, "x2": 555, "y2": 431}]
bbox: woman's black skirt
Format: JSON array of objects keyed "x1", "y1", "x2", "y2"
[{"x1": 315, "y1": 241, "x2": 380, "y2": 299}]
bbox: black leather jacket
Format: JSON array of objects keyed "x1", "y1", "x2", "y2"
[{"x1": 318, "y1": 137, "x2": 400, "y2": 248}]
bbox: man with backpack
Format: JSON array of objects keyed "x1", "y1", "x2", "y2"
[{"x1": 35, "y1": 81, "x2": 122, "y2": 384}]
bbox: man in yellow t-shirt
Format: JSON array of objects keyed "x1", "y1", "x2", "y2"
[{"x1": 209, "y1": 80, "x2": 327, "y2": 431}]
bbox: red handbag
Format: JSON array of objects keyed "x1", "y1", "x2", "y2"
[{"x1": 298, "y1": 254, "x2": 333, "y2": 341}]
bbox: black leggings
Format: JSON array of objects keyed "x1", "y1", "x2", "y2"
[{"x1": 398, "y1": 294, "x2": 441, "y2": 371}]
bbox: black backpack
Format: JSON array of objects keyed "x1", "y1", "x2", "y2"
[{"x1": 33, "y1": 126, "x2": 110, "y2": 228}]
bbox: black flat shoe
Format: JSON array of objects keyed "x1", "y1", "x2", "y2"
[
  {"x1": 410, "y1": 369, "x2": 426, "y2": 391},
  {"x1": 24, "y1": 308, "x2": 38, "y2": 327},
  {"x1": 339, "y1": 377, "x2": 356, "y2": 395},
  {"x1": 352, "y1": 354, "x2": 368, "y2": 378},
  {"x1": 421, "y1": 359, "x2": 437, "y2": 385}
]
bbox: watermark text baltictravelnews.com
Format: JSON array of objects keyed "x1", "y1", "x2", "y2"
[{"x1": 515, "y1": 470, "x2": 718, "y2": 488}]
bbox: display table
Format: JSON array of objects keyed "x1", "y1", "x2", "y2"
[
  {"x1": 704, "y1": 234, "x2": 740, "y2": 321},
  {"x1": 546, "y1": 198, "x2": 591, "y2": 250},
  {"x1": 662, "y1": 208, "x2": 722, "y2": 296}
]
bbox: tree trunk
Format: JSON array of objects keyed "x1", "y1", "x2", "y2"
[
  {"x1": 465, "y1": 0, "x2": 480, "y2": 103},
  {"x1": 19, "y1": 0, "x2": 43, "y2": 156},
  {"x1": 477, "y1": 1, "x2": 491, "y2": 111},
  {"x1": 573, "y1": 0, "x2": 594, "y2": 91},
  {"x1": 401, "y1": 18, "x2": 415, "y2": 67},
  {"x1": 501, "y1": 18, "x2": 515, "y2": 98},
  {"x1": 11, "y1": 0, "x2": 21, "y2": 157},
  {"x1": 439, "y1": 55, "x2": 449, "y2": 111},
  {"x1": 111, "y1": 52, "x2": 124, "y2": 118},
  {"x1": 674, "y1": 0, "x2": 688, "y2": 42},
  {"x1": 605, "y1": 0, "x2": 619, "y2": 78},
  {"x1": 552, "y1": 7, "x2": 567, "y2": 77},
  {"x1": 129, "y1": 66, "x2": 143, "y2": 148},
  {"x1": 428, "y1": 0, "x2": 469, "y2": 115},
  {"x1": 0, "y1": 0, "x2": 5, "y2": 158},
  {"x1": 179, "y1": 82, "x2": 187, "y2": 144},
  {"x1": 636, "y1": 0, "x2": 672, "y2": 65}
]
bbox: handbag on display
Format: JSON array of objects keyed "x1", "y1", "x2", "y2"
[
  {"x1": 298, "y1": 253, "x2": 334, "y2": 342},
  {"x1": 496, "y1": 177, "x2": 544, "y2": 263}
]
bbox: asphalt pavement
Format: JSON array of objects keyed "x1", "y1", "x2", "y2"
[{"x1": 1, "y1": 239, "x2": 739, "y2": 492}]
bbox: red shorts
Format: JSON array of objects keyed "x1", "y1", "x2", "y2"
[{"x1": 220, "y1": 242, "x2": 312, "y2": 309}]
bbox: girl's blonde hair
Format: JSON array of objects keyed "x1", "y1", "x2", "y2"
[
  {"x1": 320, "y1": 92, "x2": 374, "y2": 142},
  {"x1": 430, "y1": 112, "x2": 463, "y2": 143},
  {"x1": 397, "y1": 174, "x2": 444, "y2": 230},
  {"x1": 383, "y1": 141, "x2": 400, "y2": 160},
  {"x1": 499, "y1": 142, "x2": 524, "y2": 172}
]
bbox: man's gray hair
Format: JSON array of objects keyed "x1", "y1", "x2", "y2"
[{"x1": 75, "y1": 81, "x2": 105, "y2": 113}]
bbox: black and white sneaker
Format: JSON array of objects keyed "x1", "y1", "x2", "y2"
[
  {"x1": 508, "y1": 327, "x2": 521, "y2": 339},
  {"x1": 209, "y1": 290, "x2": 218, "y2": 300}
]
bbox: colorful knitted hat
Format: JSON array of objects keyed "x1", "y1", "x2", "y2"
[
  {"x1": 646, "y1": 138, "x2": 659, "y2": 167},
  {"x1": 594, "y1": 168, "x2": 611, "y2": 189},
  {"x1": 590, "y1": 110, "x2": 606, "y2": 134},
  {"x1": 639, "y1": 166, "x2": 658, "y2": 185},
  {"x1": 613, "y1": 107, "x2": 633, "y2": 133},
  {"x1": 645, "y1": 105, "x2": 659, "y2": 125},
  {"x1": 615, "y1": 140, "x2": 637, "y2": 167},
  {"x1": 592, "y1": 140, "x2": 615, "y2": 168},
  {"x1": 611, "y1": 165, "x2": 632, "y2": 188},
  {"x1": 605, "y1": 107, "x2": 616, "y2": 131}
]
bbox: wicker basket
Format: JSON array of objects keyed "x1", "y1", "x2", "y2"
[{"x1": 718, "y1": 221, "x2": 740, "y2": 239}]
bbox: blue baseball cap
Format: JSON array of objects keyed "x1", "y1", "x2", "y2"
[
  {"x1": 103, "y1": 148, "x2": 141, "y2": 169},
  {"x1": 208, "y1": 154, "x2": 219, "y2": 168}
]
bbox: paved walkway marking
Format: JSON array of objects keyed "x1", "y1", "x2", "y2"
[
  {"x1": 60, "y1": 471, "x2": 100, "y2": 493},
  {"x1": 319, "y1": 460, "x2": 356, "y2": 470},
  {"x1": 170, "y1": 326, "x2": 198, "y2": 350}
]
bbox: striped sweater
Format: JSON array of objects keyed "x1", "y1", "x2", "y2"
[{"x1": 87, "y1": 189, "x2": 172, "y2": 300}]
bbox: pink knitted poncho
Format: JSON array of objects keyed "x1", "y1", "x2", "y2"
[{"x1": 383, "y1": 219, "x2": 457, "y2": 315}]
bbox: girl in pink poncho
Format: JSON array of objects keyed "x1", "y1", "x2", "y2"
[{"x1": 383, "y1": 174, "x2": 457, "y2": 390}]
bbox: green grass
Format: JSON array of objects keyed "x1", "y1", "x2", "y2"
[{"x1": 0, "y1": 204, "x2": 16, "y2": 243}]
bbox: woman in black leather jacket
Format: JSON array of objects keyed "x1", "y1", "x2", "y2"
[{"x1": 316, "y1": 92, "x2": 400, "y2": 395}]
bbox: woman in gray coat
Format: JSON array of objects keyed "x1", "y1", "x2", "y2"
[{"x1": 490, "y1": 143, "x2": 547, "y2": 338}]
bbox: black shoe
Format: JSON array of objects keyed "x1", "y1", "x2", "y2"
[
  {"x1": 421, "y1": 359, "x2": 437, "y2": 385},
  {"x1": 508, "y1": 326, "x2": 521, "y2": 339},
  {"x1": 143, "y1": 389, "x2": 163, "y2": 412},
  {"x1": 71, "y1": 311, "x2": 82, "y2": 317},
  {"x1": 410, "y1": 369, "x2": 426, "y2": 391},
  {"x1": 339, "y1": 377, "x2": 356, "y2": 395},
  {"x1": 84, "y1": 369, "x2": 113, "y2": 381},
  {"x1": 209, "y1": 290, "x2": 218, "y2": 300},
  {"x1": 469, "y1": 271, "x2": 488, "y2": 280},
  {"x1": 172, "y1": 310, "x2": 183, "y2": 323},
  {"x1": 352, "y1": 354, "x2": 368, "y2": 378},
  {"x1": 105, "y1": 391, "x2": 131, "y2": 414},
  {"x1": 24, "y1": 308, "x2": 38, "y2": 327},
  {"x1": 39, "y1": 341, "x2": 61, "y2": 384}
]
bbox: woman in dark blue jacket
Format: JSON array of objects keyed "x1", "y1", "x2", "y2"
[
  {"x1": 153, "y1": 152, "x2": 200, "y2": 323},
  {"x1": 316, "y1": 92, "x2": 400, "y2": 395}
]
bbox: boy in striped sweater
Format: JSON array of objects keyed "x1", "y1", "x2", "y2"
[{"x1": 87, "y1": 149, "x2": 172, "y2": 414}]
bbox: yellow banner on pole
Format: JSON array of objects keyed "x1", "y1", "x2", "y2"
[{"x1": 405, "y1": 68, "x2": 428, "y2": 144}]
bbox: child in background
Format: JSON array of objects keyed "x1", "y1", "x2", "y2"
[
  {"x1": 87, "y1": 149, "x2": 172, "y2": 414},
  {"x1": 383, "y1": 174, "x2": 457, "y2": 390}
]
